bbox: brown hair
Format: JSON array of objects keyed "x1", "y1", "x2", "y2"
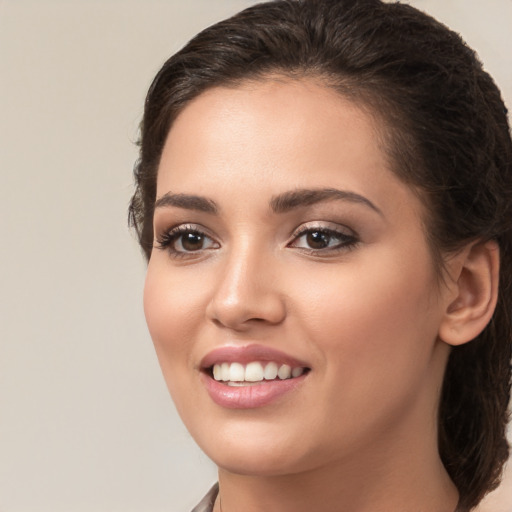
[{"x1": 129, "y1": 0, "x2": 512, "y2": 509}]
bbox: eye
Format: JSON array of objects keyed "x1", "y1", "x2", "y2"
[
  {"x1": 156, "y1": 224, "x2": 219, "y2": 256},
  {"x1": 288, "y1": 224, "x2": 358, "y2": 253}
]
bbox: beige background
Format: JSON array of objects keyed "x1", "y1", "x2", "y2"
[{"x1": 0, "y1": 1, "x2": 510, "y2": 511}]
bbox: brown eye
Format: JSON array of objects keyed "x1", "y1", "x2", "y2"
[
  {"x1": 156, "y1": 225, "x2": 219, "y2": 256},
  {"x1": 306, "y1": 231, "x2": 331, "y2": 249},
  {"x1": 289, "y1": 225, "x2": 358, "y2": 253},
  {"x1": 179, "y1": 232, "x2": 205, "y2": 251},
  {"x1": 173, "y1": 230, "x2": 219, "y2": 253}
]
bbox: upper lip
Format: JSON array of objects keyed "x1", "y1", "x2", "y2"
[{"x1": 200, "y1": 344, "x2": 310, "y2": 370}]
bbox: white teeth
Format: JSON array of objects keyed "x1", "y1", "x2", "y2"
[
  {"x1": 277, "y1": 364, "x2": 291, "y2": 379},
  {"x1": 292, "y1": 367, "x2": 304, "y2": 378},
  {"x1": 212, "y1": 361, "x2": 306, "y2": 383},
  {"x1": 221, "y1": 362, "x2": 230, "y2": 381},
  {"x1": 263, "y1": 361, "x2": 278, "y2": 380},
  {"x1": 229, "y1": 362, "x2": 245, "y2": 382},
  {"x1": 245, "y1": 361, "x2": 264, "y2": 382},
  {"x1": 213, "y1": 364, "x2": 222, "y2": 381}
]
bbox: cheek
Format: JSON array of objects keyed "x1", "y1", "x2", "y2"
[
  {"x1": 291, "y1": 248, "x2": 441, "y2": 389},
  {"x1": 143, "y1": 261, "x2": 216, "y2": 422},
  {"x1": 286, "y1": 256, "x2": 443, "y2": 451},
  {"x1": 143, "y1": 262, "x2": 206, "y2": 377}
]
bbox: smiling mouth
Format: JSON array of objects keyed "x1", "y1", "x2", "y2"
[{"x1": 208, "y1": 361, "x2": 310, "y2": 386}]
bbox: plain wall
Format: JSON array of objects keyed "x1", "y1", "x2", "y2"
[{"x1": 1, "y1": 1, "x2": 510, "y2": 511}]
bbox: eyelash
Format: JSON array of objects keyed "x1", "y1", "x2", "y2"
[{"x1": 155, "y1": 223, "x2": 358, "y2": 258}]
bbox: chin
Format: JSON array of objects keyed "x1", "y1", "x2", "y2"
[
  {"x1": 209, "y1": 445, "x2": 310, "y2": 477},
  {"x1": 188, "y1": 418, "x2": 326, "y2": 477}
]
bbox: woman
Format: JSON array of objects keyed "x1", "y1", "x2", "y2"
[{"x1": 129, "y1": 0, "x2": 512, "y2": 510}]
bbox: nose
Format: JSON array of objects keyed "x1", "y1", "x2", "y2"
[{"x1": 205, "y1": 244, "x2": 286, "y2": 331}]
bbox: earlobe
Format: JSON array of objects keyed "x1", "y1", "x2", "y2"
[{"x1": 438, "y1": 240, "x2": 500, "y2": 347}]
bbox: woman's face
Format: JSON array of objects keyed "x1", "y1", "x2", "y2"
[{"x1": 144, "y1": 79, "x2": 453, "y2": 476}]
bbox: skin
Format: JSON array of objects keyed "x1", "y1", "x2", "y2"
[{"x1": 144, "y1": 79, "x2": 461, "y2": 512}]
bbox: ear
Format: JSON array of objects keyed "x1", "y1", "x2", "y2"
[{"x1": 438, "y1": 240, "x2": 500, "y2": 346}]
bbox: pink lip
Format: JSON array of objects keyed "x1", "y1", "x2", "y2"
[
  {"x1": 201, "y1": 372, "x2": 307, "y2": 409},
  {"x1": 199, "y1": 344, "x2": 310, "y2": 409},
  {"x1": 200, "y1": 344, "x2": 309, "y2": 369}
]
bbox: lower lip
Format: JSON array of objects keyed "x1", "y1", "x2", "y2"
[{"x1": 201, "y1": 373, "x2": 307, "y2": 409}]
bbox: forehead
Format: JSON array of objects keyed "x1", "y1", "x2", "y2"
[{"x1": 158, "y1": 78, "x2": 391, "y2": 193}]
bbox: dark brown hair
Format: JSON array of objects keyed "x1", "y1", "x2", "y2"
[{"x1": 129, "y1": 0, "x2": 512, "y2": 509}]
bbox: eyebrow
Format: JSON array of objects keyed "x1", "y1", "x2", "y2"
[
  {"x1": 270, "y1": 188, "x2": 383, "y2": 216},
  {"x1": 154, "y1": 192, "x2": 218, "y2": 214},
  {"x1": 153, "y1": 188, "x2": 382, "y2": 216}
]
